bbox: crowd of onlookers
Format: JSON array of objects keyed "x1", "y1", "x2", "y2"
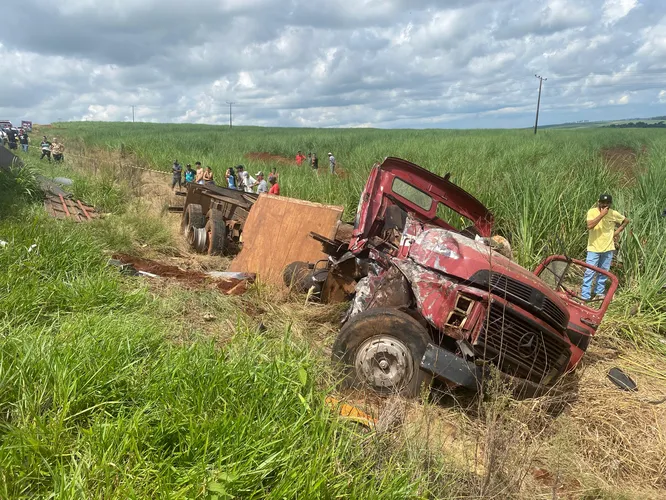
[
  {"x1": 0, "y1": 126, "x2": 65, "y2": 163},
  {"x1": 171, "y1": 149, "x2": 338, "y2": 195},
  {"x1": 171, "y1": 161, "x2": 279, "y2": 195}
]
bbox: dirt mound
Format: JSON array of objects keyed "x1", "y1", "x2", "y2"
[
  {"x1": 600, "y1": 146, "x2": 646, "y2": 184},
  {"x1": 112, "y1": 253, "x2": 252, "y2": 294},
  {"x1": 245, "y1": 152, "x2": 294, "y2": 164}
]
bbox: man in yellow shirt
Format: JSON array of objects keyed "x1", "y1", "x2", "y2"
[{"x1": 582, "y1": 194, "x2": 629, "y2": 301}]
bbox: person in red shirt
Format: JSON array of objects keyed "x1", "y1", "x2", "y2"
[
  {"x1": 268, "y1": 175, "x2": 280, "y2": 195},
  {"x1": 295, "y1": 150, "x2": 305, "y2": 166}
]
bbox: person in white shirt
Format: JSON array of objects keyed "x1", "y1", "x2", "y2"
[
  {"x1": 253, "y1": 171, "x2": 268, "y2": 193},
  {"x1": 237, "y1": 165, "x2": 255, "y2": 193},
  {"x1": 328, "y1": 152, "x2": 336, "y2": 174}
]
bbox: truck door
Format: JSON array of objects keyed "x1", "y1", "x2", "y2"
[{"x1": 534, "y1": 255, "x2": 619, "y2": 331}]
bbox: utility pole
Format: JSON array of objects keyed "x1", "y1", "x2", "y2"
[
  {"x1": 131, "y1": 105, "x2": 135, "y2": 123},
  {"x1": 226, "y1": 101, "x2": 236, "y2": 129},
  {"x1": 534, "y1": 75, "x2": 546, "y2": 134}
]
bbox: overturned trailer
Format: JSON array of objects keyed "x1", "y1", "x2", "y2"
[
  {"x1": 180, "y1": 183, "x2": 258, "y2": 255},
  {"x1": 288, "y1": 157, "x2": 618, "y2": 397}
]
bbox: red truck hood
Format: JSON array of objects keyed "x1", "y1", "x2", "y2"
[{"x1": 406, "y1": 228, "x2": 569, "y2": 317}]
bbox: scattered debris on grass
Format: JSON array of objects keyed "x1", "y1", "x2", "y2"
[
  {"x1": 325, "y1": 396, "x2": 377, "y2": 430},
  {"x1": 111, "y1": 253, "x2": 255, "y2": 294},
  {"x1": 607, "y1": 367, "x2": 638, "y2": 391},
  {"x1": 38, "y1": 175, "x2": 99, "y2": 222}
]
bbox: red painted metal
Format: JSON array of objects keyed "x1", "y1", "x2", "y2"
[
  {"x1": 350, "y1": 157, "x2": 493, "y2": 253},
  {"x1": 533, "y1": 255, "x2": 619, "y2": 369},
  {"x1": 76, "y1": 199, "x2": 92, "y2": 220},
  {"x1": 58, "y1": 194, "x2": 71, "y2": 217}
]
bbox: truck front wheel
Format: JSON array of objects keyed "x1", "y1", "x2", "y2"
[{"x1": 332, "y1": 308, "x2": 432, "y2": 398}]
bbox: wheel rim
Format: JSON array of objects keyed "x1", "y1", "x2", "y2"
[
  {"x1": 354, "y1": 335, "x2": 414, "y2": 390},
  {"x1": 187, "y1": 226, "x2": 207, "y2": 253}
]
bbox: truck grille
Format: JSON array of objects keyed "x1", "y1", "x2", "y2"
[
  {"x1": 474, "y1": 302, "x2": 571, "y2": 385},
  {"x1": 470, "y1": 271, "x2": 568, "y2": 332}
]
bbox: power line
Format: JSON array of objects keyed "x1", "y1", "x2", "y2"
[
  {"x1": 225, "y1": 101, "x2": 236, "y2": 129},
  {"x1": 534, "y1": 75, "x2": 546, "y2": 135}
]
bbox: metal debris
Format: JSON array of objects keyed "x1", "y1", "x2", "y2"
[{"x1": 38, "y1": 175, "x2": 99, "y2": 222}]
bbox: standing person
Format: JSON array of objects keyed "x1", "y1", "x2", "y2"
[
  {"x1": 237, "y1": 165, "x2": 254, "y2": 193},
  {"x1": 51, "y1": 138, "x2": 64, "y2": 162},
  {"x1": 253, "y1": 171, "x2": 268, "y2": 193},
  {"x1": 296, "y1": 150, "x2": 305, "y2": 166},
  {"x1": 311, "y1": 152, "x2": 318, "y2": 173},
  {"x1": 40, "y1": 136, "x2": 52, "y2": 161},
  {"x1": 184, "y1": 164, "x2": 195, "y2": 184},
  {"x1": 18, "y1": 130, "x2": 29, "y2": 152},
  {"x1": 6, "y1": 128, "x2": 18, "y2": 150},
  {"x1": 194, "y1": 162, "x2": 204, "y2": 184},
  {"x1": 171, "y1": 160, "x2": 183, "y2": 190},
  {"x1": 203, "y1": 166, "x2": 214, "y2": 185},
  {"x1": 328, "y1": 152, "x2": 336, "y2": 174},
  {"x1": 268, "y1": 174, "x2": 280, "y2": 195},
  {"x1": 581, "y1": 194, "x2": 630, "y2": 301},
  {"x1": 225, "y1": 166, "x2": 237, "y2": 189}
]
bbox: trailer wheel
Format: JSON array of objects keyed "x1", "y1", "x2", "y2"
[
  {"x1": 332, "y1": 308, "x2": 432, "y2": 398},
  {"x1": 187, "y1": 226, "x2": 208, "y2": 253},
  {"x1": 283, "y1": 261, "x2": 312, "y2": 291},
  {"x1": 207, "y1": 209, "x2": 225, "y2": 224},
  {"x1": 206, "y1": 218, "x2": 227, "y2": 255},
  {"x1": 181, "y1": 203, "x2": 204, "y2": 235}
]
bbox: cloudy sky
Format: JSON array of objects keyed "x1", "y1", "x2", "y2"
[{"x1": 1, "y1": 0, "x2": 665, "y2": 128}]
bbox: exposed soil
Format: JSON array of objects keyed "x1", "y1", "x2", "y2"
[
  {"x1": 600, "y1": 146, "x2": 646, "y2": 184},
  {"x1": 113, "y1": 252, "x2": 252, "y2": 294},
  {"x1": 245, "y1": 151, "x2": 294, "y2": 164}
]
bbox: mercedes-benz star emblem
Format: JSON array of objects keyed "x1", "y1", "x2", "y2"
[{"x1": 518, "y1": 332, "x2": 539, "y2": 357}]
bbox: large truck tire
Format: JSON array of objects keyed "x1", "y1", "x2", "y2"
[
  {"x1": 181, "y1": 203, "x2": 204, "y2": 235},
  {"x1": 206, "y1": 218, "x2": 227, "y2": 255},
  {"x1": 332, "y1": 307, "x2": 432, "y2": 398}
]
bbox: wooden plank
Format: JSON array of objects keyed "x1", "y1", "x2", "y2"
[{"x1": 229, "y1": 194, "x2": 344, "y2": 287}]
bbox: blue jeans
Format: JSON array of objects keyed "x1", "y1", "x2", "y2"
[
  {"x1": 581, "y1": 251, "x2": 613, "y2": 300},
  {"x1": 21, "y1": 144, "x2": 28, "y2": 152}
]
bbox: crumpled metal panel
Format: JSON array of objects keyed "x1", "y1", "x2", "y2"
[
  {"x1": 348, "y1": 266, "x2": 412, "y2": 318},
  {"x1": 391, "y1": 258, "x2": 460, "y2": 335}
]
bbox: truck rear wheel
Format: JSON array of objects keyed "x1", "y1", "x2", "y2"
[
  {"x1": 332, "y1": 308, "x2": 432, "y2": 398},
  {"x1": 181, "y1": 203, "x2": 204, "y2": 235}
]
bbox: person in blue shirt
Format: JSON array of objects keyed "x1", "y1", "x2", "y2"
[
  {"x1": 184, "y1": 164, "x2": 195, "y2": 184},
  {"x1": 226, "y1": 167, "x2": 237, "y2": 189}
]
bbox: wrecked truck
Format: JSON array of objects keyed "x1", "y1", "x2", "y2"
[{"x1": 288, "y1": 157, "x2": 618, "y2": 397}]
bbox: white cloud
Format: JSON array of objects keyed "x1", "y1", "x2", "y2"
[
  {"x1": 602, "y1": 0, "x2": 638, "y2": 25},
  {"x1": 1, "y1": 0, "x2": 665, "y2": 128}
]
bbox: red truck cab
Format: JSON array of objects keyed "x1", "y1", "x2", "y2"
[{"x1": 322, "y1": 157, "x2": 618, "y2": 397}]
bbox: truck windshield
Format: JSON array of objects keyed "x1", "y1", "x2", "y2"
[
  {"x1": 436, "y1": 203, "x2": 475, "y2": 234},
  {"x1": 391, "y1": 177, "x2": 432, "y2": 211}
]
